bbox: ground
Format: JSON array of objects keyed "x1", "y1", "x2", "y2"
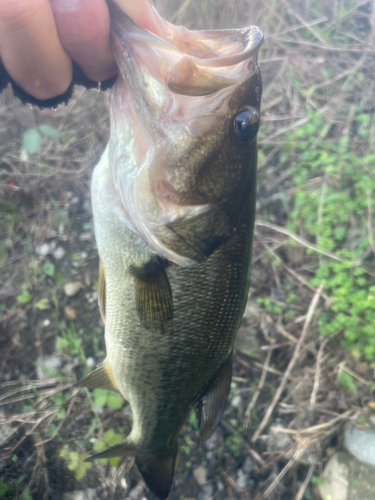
[{"x1": 1, "y1": 1, "x2": 375, "y2": 499}]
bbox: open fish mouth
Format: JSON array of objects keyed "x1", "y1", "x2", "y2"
[
  {"x1": 104, "y1": 4, "x2": 263, "y2": 266},
  {"x1": 110, "y1": 10, "x2": 263, "y2": 97}
]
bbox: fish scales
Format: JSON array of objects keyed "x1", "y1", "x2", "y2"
[{"x1": 82, "y1": 4, "x2": 263, "y2": 498}]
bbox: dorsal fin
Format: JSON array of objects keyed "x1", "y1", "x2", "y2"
[{"x1": 129, "y1": 256, "x2": 173, "y2": 330}]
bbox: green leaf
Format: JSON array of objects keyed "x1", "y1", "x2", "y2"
[
  {"x1": 22, "y1": 128, "x2": 42, "y2": 155},
  {"x1": 311, "y1": 476, "x2": 324, "y2": 486},
  {"x1": 107, "y1": 392, "x2": 123, "y2": 410},
  {"x1": 56, "y1": 408, "x2": 66, "y2": 419},
  {"x1": 21, "y1": 488, "x2": 33, "y2": 500},
  {"x1": 35, "y1": 298, "x2": 50, "y2": 310},
  {"x1": 188, "y1": 410, "x2": 197, "y2": 430},
  {"x1": 93, "y1": 388, "x2": 108, "y2": 408},
  {"x1": 103, "y1": 429, "x2": 116, "y2": 443},
  {"x1": 42, "y1": 261, "x2": 55, "y2": 277},
  {"x1": 38, "y1": 124, "x2": 60, "y2": 140},
  {"x1": 17, "y1": 285, "x2": 33, "y2": 304},
  {"x1": 75, "y1": 461, "x2": 87, "y2": 481},
  {"x1": 93, "y1": 440, "x2": 106, "y2": 452},
  {"x1": 337, "y1": 371, "x2": 357, "y2": 395},
  {"x1": 68, "y1": 452, "x2": 79, "y2": 470}
]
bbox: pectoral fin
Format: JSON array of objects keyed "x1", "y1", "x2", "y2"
[
  {"x1": 98, "y1": 259, "x2": 106, "y2": 324},
  {"x1": 196, "y1": 355, "x2": 233, "y2": 442},
  {"x1": 77, "y1": 359, "x2": 119, "y2": 392},
  {"x1": 136, "y1": 444, "x2": 178, "y2": 500},
  {"x1": 129, "y1": 256, "x2": 173, "y2": 329}
]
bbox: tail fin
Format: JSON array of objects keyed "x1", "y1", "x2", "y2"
[{"x1": 136, "y1": 444, "x2": 178, "y2": 500}]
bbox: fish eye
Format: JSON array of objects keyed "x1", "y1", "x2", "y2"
[{"x1": 233, "y1": 108, "x2": 259, "y2": 144}]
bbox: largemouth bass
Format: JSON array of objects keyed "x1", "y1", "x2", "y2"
[{"x1": 80, "y1": 4, "x2": 263, "y2": 498}]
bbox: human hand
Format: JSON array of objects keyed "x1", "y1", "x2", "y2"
[{"x1": 0, "y1": 0, "x2": 168, "y2": 102}]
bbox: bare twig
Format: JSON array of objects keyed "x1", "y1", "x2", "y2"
[
  {"x1": 244, "y1": 349, "x2": 272, "y2": 429},
  {"x1": 252, "y1": 284, "x2": 324, "y2": 442},
  {"x1": 295, "y1": 463, "x2": 315, "y2": 500}
]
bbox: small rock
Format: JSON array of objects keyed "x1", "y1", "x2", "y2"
[
  {"x1": 236, "y1": 469, "x2": 248, "y2": 490},
  {"x1": 197, "y1": 484, "x2": 214, "y2": 500},
  {"x1": 42, "y1": 319, "x2": 51, "y2": 327},
  {"x1": 355, "y1": 362, "x2": 369, "y2": 375},
  {"x1": 62, "y1": 489, "x2": 98, "y2": 500},
  {"x1": 86, "y1": 357, "x2": 96, "y2": 368},
  {"x1": 37, "y1": 354, "x2": 62, "y2": 380},
  {"x1": 235, "y1": 323, "x2": 263, "y2": 360},
  {"x1": 204, "y1": 428, "x2": 223, "y2": 451},
  {"x1": 231, "y1": 395, "x2": 242, "y2": 408},
  {"x1": 85, "y1": 291, "x2": 98, "y2": 304},
  {"x1": 129, "y1": 483, "x2": 143, "y2": 499},
  {"x1": 64, "y1": 306, "x2": 76, "y2": 320},
  {"x1": 53, "y1": 246, "x2": 66, "y2": 260},
  {"x1": 64, "y1": 282, "x2": 83, "y2": 297},
  {"x1": 269, "y1": 423, "x2": 290, "y2": 452},
  {"x1": 35, "y1": 243, "x2": 51, "y2": 257},
  {"x1": 318, "y1": 452, "x2": 349, "y2": 500},
  {"x1": 242, "y1": 455, "x2": 254, "y2": 475},
  {"x1": 344, "y1": 420, "x2": 375, "y2": 467},
  {"x1": 79, "y1": 232, "x2": 93, "y2": 242},
  {"x1": 318, "y1": 451, "x2": 375, "y2": 500},
  {"x1": 46, "y1": 229, "x2": 57, "y2": 239},
  {"x1": 193, "y1": 466, "x2": 208, "y2": 486},
  {"x1": 216, "y1": 480, "x2": 224, "y2": 491},
  {"x1": 71, "y1": 196, "x2": 79, "y2": 205},
  {"x1": 0, "y1": 423, "x2": 12, "y2": 446},
  {"x1": 80, "y1": 251, "x2": 88, "y2": 260}
]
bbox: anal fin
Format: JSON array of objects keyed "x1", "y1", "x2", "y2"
[
  {"x1": 77, "y1": 359, "x2": 119, "y2": 392},
  {"x1": 129, "y1": 256, "x2": 173, "y2": 330},
  {"x1": 85, "y1": 438, "x2": 137, "y2": 461},
  {"x1": 196, "y1": 355, "x2": 233, "y2": 442},
  {"x1": 136, "y1": 443, "x2": 178, "y2": 500}
]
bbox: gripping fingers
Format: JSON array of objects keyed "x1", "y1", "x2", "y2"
[
  {"x1": 0, "y1": 0, "x2": 72, "y2": 100},
  {"x1": 50, "y1": 0, "x2": 117, "y2": 83}
]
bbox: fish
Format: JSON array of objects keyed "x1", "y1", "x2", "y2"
[{"x1": 79, "y1": 3, "x2": 263, "y2": 499}]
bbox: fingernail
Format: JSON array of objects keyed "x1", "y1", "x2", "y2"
[{"x1": 50, "y1": 0, "x2": 82, "y2": 12}]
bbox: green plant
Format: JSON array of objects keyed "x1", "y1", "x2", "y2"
[
  {"x1": 22, "y1": 124, "x2": 60, "y2": 155},
  {"x1": 16, "y1": 284, "x2": 33, "y2": 304},
  {"x1": 92, "y1": 429, "x2": 125, "y2": 466},
  {"x1": 56, "y1": 322, "x2": 86, "y2": 361},
  {"x1": 92, "y1": 388, "x2": 123, "y2": 410},
  {"x1": 278, "y1": 110, "x2": 375, "y2": 363},
  {"x1": 60, "y1": 445, "x2": 92, "y2": 480}
]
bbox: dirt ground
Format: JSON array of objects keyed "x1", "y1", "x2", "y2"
[{"x1": 1, "y1": 1, "x2": 375, "y2": 499}]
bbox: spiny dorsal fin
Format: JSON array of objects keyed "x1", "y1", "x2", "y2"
[
  {"x1": 77, "y1": 359, "x2": 119, "y2": 392},
  {"x1": 196, "y1": 354, "x2": 233, "y2": 442},
  {"x1": 136, "y1": 444, "x2": 178, "y2": 500},
  {"x1": 129, "y1": 256, "x2": 173, "y2": 329},
  {"x1": 98, "y1": 259, "x2": 106, "y2": 324}
]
